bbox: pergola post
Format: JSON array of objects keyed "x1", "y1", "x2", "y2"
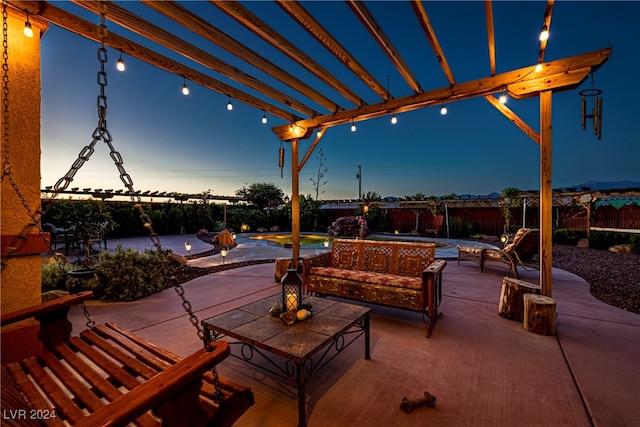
[
  {"x1": 539, "y1": 90, "x2": 553, "y2": 296},
  {"x1": 290, "y1": 138, "x2": 300, "y2": 267}
]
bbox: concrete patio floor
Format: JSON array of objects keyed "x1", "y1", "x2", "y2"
[{"x1": 67, "y1": 234, "x2": 640, "y2": 427}]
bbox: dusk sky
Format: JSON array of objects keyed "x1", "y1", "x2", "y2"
[{"x1": 39, "y1": 1, "x2": 639, "y2": 201}]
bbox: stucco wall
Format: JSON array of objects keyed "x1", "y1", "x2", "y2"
[{"x1": 1, "y1": 9, "x2": 46, "y2": 313}]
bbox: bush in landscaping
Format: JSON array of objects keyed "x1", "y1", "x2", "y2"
[
  {"x1": 588, "y1": 231, "x2": 630, "y2": 250},
  {"x1": 553, "y1": 228, "x2": 587, "y2": 245},
  {"x1": 81, "y1": 246, "x2": 171, "y2": 301},
  {"x1": 41, "y1": 258, "x2": 82, "y2": 292},
  {"x1": 630, "y1": 234, "x2": 640, "y2": 254}
]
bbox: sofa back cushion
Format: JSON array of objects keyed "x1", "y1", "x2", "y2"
[{"x1": 330, "y1": 239, "x2": 435, "y2": 277}]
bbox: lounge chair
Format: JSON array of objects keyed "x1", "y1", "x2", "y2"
[
  {"x1": 458, "y1": 228, "x2": 539, "y2": 278},
  {"x1": 425, "y1": 214, "x2": 444, "y2": 236}
]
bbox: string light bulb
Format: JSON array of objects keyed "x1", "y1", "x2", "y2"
[
  {"x1": 116, "y1": 51, "x2": 125, "y2": 71},
  {"x1": 391, "y1": 114, "x2": 397, "y2": 124},
  {"x1": 227, "y1": 96, "x2": 233, "y2": 111},
  {"x1": 535, "y1": 62, "x2": 543, "y2": 73},
  {"x1": 23, "y1": 11, "x2": 33, "y2": 38},
  {"x1": 350, "y1": 121, "x2": 356, "y2": 132},
  {"x1": 261, "y1": 111, "x2": 267, "y2": 124},
  {"x1": 440, "y1": 104, "x2": 448, "y2": 115},
  {"x1": 182, "y1": 77, "x2": 189, "y2": 95},
  {"x1": 499, "y1": 90, "x2": 507, "y2": 104},
  {"x1": 539, "y1": 25, "x2": 549, "y2": 42}
]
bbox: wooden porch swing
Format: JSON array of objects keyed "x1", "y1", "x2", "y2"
[{"x1": 1, "y1": 6, "x2": 253, "y2": 425}]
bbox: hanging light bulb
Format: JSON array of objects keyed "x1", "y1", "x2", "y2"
[
  {"x1": 227, "y1": 96, "x2": 233, "y2": 111},
  {"x1": 391, "y1": 114, "x2": 397, "y2": 124},
  {"x1": 499, "y1": 90, "x2": 507, "y2": 104},
  {"x1": 116, "y1": 51, "x2": 125, "y2": 71},
  {"x1": 261, "y1": 110, "x2": 267, "y2": 124},
  {"x1": 440, "y1": 104, "x2": 448, "y2": 115},
  {"x1": 182, "y1": 77, "x2": 189, "y2": 95},
  {"x1": 23, "y1": 11, "x2": 34, "y2": 38},
  {"x1": 351, "y1": 121, "x2": 356, "y2": 132},
  {"x1": 539, "y1": 25, "x2": 549, "y2": 42},
  {"x1": 289, "y1": 123, "x2": 294, "y2": 131},
  {"x1": 535, "y1": 62, "x2": 543, "y2": 73}
]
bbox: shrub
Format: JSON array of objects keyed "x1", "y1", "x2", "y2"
[
  {"x1": 588, "y1": 231, "x2": 630, "y2": 250},
  {"x1": 553, "y1": 229, "x2": 587, "y2": 245},
  {"x1": 630, "y1": 234, "x2": 640, "y2": 254},
  {"x1": 85, "y1": 246, "x2": 171, "y2": 301},
  {"x1": 41, "y1": 258, "x2": 82, "y2": 292}
]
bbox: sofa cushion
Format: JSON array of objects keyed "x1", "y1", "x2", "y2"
[{"x1": 309, "y1": 267, "x2": 422, "y2": 290}]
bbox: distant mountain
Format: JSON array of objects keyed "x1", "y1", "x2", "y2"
[{"x1": 573, "y1": 181, "x2": 640, "y2": 191}]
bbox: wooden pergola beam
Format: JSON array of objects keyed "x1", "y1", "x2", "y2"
[
  {"x1": 347, "y1": 0, "x2": 422, "y2": 94},
  {"x1": 273, "y1": 48, "x2": 611, "y2": 140},
  {"x1": 16, "y1": 0, "x2": 300, "y2": 122},
  {"x1": 538, "y1": 0, "x2": 555, "y2": 65},
  {"x1": 72, "y1": 0, "x2": 319, "y2": 118},
  {"x1": 141, "y1": 0, "x2": 343, "y2": 114},
  {"x1": 411, "y1": 0, "x2": 456, "y2": 86},
  {"x1": 485, "y1": 0, "x2": 497, "y2": 76},
  {"x1": 275, "y1": 0, "x2": 390, "y2": 101},
  {"x1": 484, "y1": 95, "x2": 540, "y2": 144},
  {"x1": 211, "y1": 0, "x2": 364, "y2": 108}
]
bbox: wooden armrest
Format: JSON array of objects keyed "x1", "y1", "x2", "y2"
[
  {"x1": 0, "y1": 291, "x2": 93, "y2": 326},
  {"x1": 75, "y1": 341, "x2": 231, "y2": 427},
  {"x1": 424, "y1": 259, "x2": 447, "y2": 275}
]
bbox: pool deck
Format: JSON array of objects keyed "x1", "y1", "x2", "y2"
[{"x1": 66, "y1": 233, "x2": 639, "y2": 427}]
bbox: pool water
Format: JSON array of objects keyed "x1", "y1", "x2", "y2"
[
  {"x1": 249, "y1": 233, "x2": 448, "y2": 249},
  {"x1": 249, "y1": 234, "x2": 332, "y2": 249}
]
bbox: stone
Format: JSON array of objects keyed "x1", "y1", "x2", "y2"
[
  {"x1": 218, "y1": 229, "x2": 235, "y2": 246},
  {"x1": 609, "y1": 244, "x2": 631, "y2": 253}
]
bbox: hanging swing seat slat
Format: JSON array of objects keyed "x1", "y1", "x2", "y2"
[{"x1": 1, "y1": 292, "x2": 254, "y2": 427}]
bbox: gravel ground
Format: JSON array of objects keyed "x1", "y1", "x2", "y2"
[
  {"x1": 552, "y1": 245, "x2": 640, "y2": 314},
  {"x1": 170, "y1": 244, "x2": 640, "y2": 315}
]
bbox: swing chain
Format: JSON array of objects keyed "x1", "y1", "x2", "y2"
[
  {"x1": 80, "y1": 301, "x2": 96, "y2": 330},
  {"x1": 171, "y1": 277, "x2": 225, "y2": 401}
]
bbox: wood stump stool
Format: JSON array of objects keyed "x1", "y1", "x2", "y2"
[
  {"x1": 523, "y1": 294, "x2": 557, "y2": 335},
  {"x1": 498, "y1": 277, "x2": 540, "y2": 322},
  {"x1": 275, "y1": 258, "x2": 292, "y2": 282}
]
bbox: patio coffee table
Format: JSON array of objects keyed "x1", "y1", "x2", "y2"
[{"x1": 202, "y1": 295, "x2": 372, "y2": 427}]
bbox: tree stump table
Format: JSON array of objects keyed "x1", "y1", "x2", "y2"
[
  {"x1": 498, "y1": 277, "x2": 541, "y2": 322},
  {"x1": 275, "y1": 258, "x2": 293, "y2": 282},
  {"x1": 523, "y1": 294, "x2": 557, "y2": 335}
]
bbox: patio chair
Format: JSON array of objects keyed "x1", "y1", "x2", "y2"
[
  {"x1": 425, "y1": 215, "x2": 444, "y2": 236},
  {"x1": 42, "y1": 223, "x2": 78, "y2": 255},
  {"x1": 482, "y1": 228, "x2": 540, "y2": 278},
  {"x1": 457, "y1": 228, "x2": 539, "y2": 279}
]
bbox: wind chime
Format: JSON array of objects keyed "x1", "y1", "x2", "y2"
[
  {"x1": 278, "y1": 141, "x2": 285, "y2": 178},
  {"x1": 580, "y1": 73, "x2": 603, "y2": 140}
]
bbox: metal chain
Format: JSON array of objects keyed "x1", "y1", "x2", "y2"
[
  {"x1": 171, "y1": 276, "x2": 224, "y2": 400},
  {"x1": 80, "y1": 301, "x2": 96, "y2": 330}
]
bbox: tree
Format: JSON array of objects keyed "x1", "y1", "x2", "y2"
[
  {"x1": 235, "y1": 182, "x2": 284, "y2": 211},
  {"x1": 310, "y1": 148, "x2": 328, "y2": 201},
  {"x1": 501, "y1": 187, "x2": 522, "y2": 233}
]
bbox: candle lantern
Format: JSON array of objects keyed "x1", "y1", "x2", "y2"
[{"x1": 281, "y1": 268, "x2": 303, "y2": 312}]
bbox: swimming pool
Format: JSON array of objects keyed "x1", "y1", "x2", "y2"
[
  {"x1": 248, "y1": 233, "x2": 451, "y2": 249},
  {"x1": 249, "y1": 233, "x2": 333, "y2": 249}
]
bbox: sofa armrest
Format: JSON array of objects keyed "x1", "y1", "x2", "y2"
[{"x1": 301, "y1": 252, "x2": 331, "y2": 280}]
